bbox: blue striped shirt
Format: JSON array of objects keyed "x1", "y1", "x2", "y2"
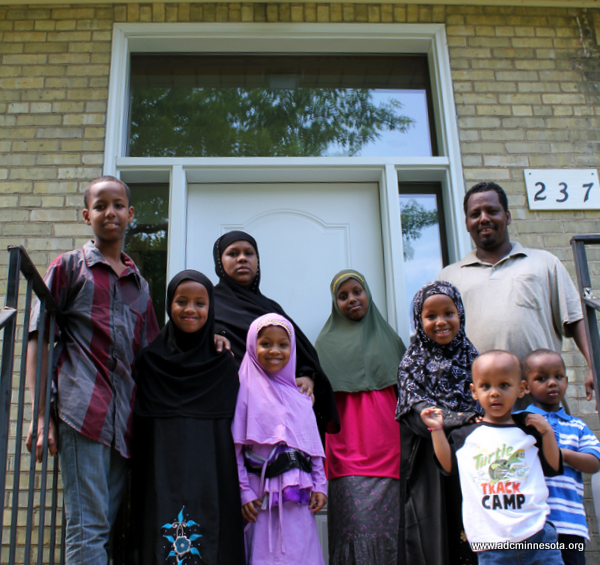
[{"x1": 525, "y1": 404, "x2": 600, "y2": 539}]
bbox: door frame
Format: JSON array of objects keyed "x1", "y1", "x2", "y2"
[{"x1": 107, "y1": 22, "x2": 472, "y2": 342}]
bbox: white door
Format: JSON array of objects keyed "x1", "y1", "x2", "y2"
[{"x1": 186, "y1": 182, "x2": 386, "y2": 342}]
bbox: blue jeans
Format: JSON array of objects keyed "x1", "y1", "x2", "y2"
[
  {"x1": 477, "y1": 522, "x2": 564, "y2": 565},
  {"x1": 58, "y1": 420, "x2": 128, "y2": 565}
]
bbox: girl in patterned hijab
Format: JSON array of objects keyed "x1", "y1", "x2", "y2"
[
  {"x1": 396, "y1": 280, "x2": 481, "y2": 418},
  {"x1": 396, "y1": 280, "x2": 481, "y2": 565}
]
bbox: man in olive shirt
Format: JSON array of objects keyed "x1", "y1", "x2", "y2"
[{"x1": 438, "y1": 182, "x2": 594, "y2": 400}]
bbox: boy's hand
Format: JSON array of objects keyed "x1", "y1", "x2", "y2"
[
  {"x1": 524, "y1": 413, "x2": 552, "y2": 435},
  {"x1": 242, "y1": 499, "x2": 261, "y2": 523},
  {"x1": 214, "y1": 334, "x2": 231, "y2": 353},
  {"x1": 26, "y1": 416, "x2": 57, "y2": 463},
  {"x1": 420, "y1": 406, "x2": 443, "y2": 429},
  {"x1": 309, "y1": 492, "x2": 327, "y2": 513}
]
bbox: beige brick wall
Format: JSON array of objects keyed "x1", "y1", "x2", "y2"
[{"x1": 2, "y1": 2, "x2": 600, "y2": 561}]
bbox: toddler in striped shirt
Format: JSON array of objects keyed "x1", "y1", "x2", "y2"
[{"x1": 523, "y1": 348, "x2": 600, "y2": 565}]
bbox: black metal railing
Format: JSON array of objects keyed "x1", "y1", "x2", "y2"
[
  {"x1": 571, "y1": 235, "x2": 600, "y2": 427},
  {"x1": 0, "y1": 245, "x2": 63, "y2": 564}
]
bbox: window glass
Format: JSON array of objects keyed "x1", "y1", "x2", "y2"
[
  {"x1": 124, "y1": 183, "x2": 169, "y2": 327},
  {"x1": 128, "y1": 54, "x2": 436, "y2": 158},
  {"x1": 400, "y1": 184, "x2": 448, "y2": 319}
]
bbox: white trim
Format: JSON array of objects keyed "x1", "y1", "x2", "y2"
[
  {"x1": 105, "y1": 22, "x2": 468, "y2": 333},
  {"x1": 167, "y1": 165, "x2": 187, "y2": 283}
]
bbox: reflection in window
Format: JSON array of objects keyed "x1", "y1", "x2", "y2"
[
  {"x1": 128, "y1": 55, "x2": 435, "y2": 158},
  {"x1": 399, "y1": 184, "x2": 448, "y2": 319},
  {"x1": 124, "y1": 183, "x2": 169, "y2": 327}
]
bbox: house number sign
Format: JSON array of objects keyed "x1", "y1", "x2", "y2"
[{"x1": 525, "y1": 169, "x2": 599, "y2": 211}]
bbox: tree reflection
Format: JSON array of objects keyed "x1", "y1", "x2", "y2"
[
  {"x1": 400, "y1": 199, "x2": 439, "y2": 261},
  {"x1": 129, "y1": 88, "x2": 413, "y2": 157}
]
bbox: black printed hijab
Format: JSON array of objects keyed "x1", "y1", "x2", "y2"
[
  {"x1": 134, "y1": 270, "x2": 239, "y2": 418},
  {"x1": 395, "y1": 280, "x2": 481, "y2": 419},
  {"x1": 212, "y1": 231, "x2": 340, "y2": 436}
]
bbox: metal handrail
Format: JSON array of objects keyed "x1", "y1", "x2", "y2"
[
  {"x1": 0, "y1": 245, "x2": 63, "y2": 564},
  {"x1": 571, "y1": 235, "x2": 600, "y2": 426}
]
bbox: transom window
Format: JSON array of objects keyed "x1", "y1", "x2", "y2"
[{"x1": 128, "y1": 54, "x2": 436, "y2": 158}]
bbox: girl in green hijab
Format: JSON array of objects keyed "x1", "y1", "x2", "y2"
[{"x1": 315, "y1": 270, "x2": 405, "y2": 565}]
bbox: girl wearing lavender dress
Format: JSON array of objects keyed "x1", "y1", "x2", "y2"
[{"x1": 232, "y1": 313, "x2": 327, "y2": 564}]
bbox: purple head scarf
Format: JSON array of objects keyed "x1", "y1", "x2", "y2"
[{"x1": 231, "y1": 313, "x2": 325, "y2": 458}]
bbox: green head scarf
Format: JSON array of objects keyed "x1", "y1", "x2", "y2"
[{"x1": 315, "y1": 270, "x2": 406, "y2": 393}]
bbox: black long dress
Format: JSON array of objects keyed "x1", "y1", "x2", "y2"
[
  {"x1": 132, "y1": 271, "x2": 244, "y2": 565},
  {"x1": 212, "y1": 230, "x2": 340, "y2": 439},
  {"x1": 399, "y1": 404, "x2": 475, "y2": 565}
]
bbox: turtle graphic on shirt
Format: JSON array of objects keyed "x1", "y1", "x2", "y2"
[{"x1": 488, "y1": 449, "x2": 527, "y2": 483}]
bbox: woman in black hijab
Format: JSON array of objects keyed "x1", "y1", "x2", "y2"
[
  {"x1": 212, "y1": 231, "x2": 339, "y2": 438},
  {"x1": 132, "y1": 270, "x2": 244, "y2": 565}
]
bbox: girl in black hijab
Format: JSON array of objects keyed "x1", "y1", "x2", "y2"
[
  {"x1": 132, "y1": 270, "x2": 244, "y2": 565},
  {"x1": 396, "y1": 281, "x2": 481, "y2": 565},
  {"x1": 212, "y1": 230, "x2": 339, "y2": 439}
]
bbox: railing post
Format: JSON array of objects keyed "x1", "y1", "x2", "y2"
[
  {"x1": 0, "y1": 247, "x2": 22, "y2": 544},
  {"x1": 1, "y1": 246, "x2": 63, "y2": 565},
  {"x1": 571, "y1": 235, "x2": 600, "y2": 429}
]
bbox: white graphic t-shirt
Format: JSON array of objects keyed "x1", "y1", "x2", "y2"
[{"x1": 443, "y1": 414, "x2": 562, "y2": 547}]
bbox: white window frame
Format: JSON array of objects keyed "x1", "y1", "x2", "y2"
[{"x1": 105, "y1": 22, "x2": 471, "y2": 343}]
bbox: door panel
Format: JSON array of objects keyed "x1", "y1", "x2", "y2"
[{"x1": 187, "y1": 182, "x2": 385, "y2": 342}]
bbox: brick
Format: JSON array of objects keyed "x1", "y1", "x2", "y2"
[
  {"x1": 542, "y1": 94, "x2": 586, "y2": 105},
  {"x1": 462, "y1": 155, "x2": 483, "y2": 167},
  {"x1": 127, "y1": 3, "x2": 139, "y2": 22},
  {"x1": 33, "y1": 181, "x2": 78, "y2": 195},
  {"x1": 463, "y1": 168, "x2": 511, "y2": 181},
  {"x1": 481, "y1": 130, "x2": 526, "y2": 141},
  {"x1": 468, "y1": 37, "x2": 511, "y2": 48},
  {"x1": 50, "y1": 8, "x2": 94, "y2": 20},
  {"x1": 483, "y1": 155, "x2": 529, "y2": 167},
  {"x1": 36, "y1": 154, "x2": 81, "y2": 166},
  {"x1": 529, "y1": 154, "x2": 574, "y2": 167},
  {"x1": 30, "y1": 209, "x2": 77, "y2": 222},
  {"x1": 66, "y1": 65, "x2": 109, "y2": 77},
  {"x1": 47, "y1": 31, "x2": 91, "y2": 42},
  {"x1": 316, "y1": 4, "x2": 329, "y2": 22},
  {"x1": 47, "y1": 53, "x2": 89, "y2": 64},
  {"x1": 18, "y1": 195, "x2": 42, "y2": 207},
  {"x1": 501, "y1": 117, "x2": 546, "y2": 128},
  {"x1": 0, "y1": 209, "x2": 29, "y2": 222},
  {"x1": 515, "y1": 60, "x2": 556, "y2": 70},
  {"x1": 496, "y1": 71, "x2": 538, "y2": 81},
  {"x1": 140, "y1": 6, "x2": 152, "y2": 22},
  {"x1": 3, "y1": 223, "x2": 51, "y2": 236},
  {"x1": 476, "y1": 105, "x2": 512, "y2": 116},
  {"x1": 56, "y1": 20, "x2": 77, "y2": 31},
  {"x1": 35, "y1": 128, "x2": 84, "y2": 139},
  {"x1": 461, "y1": 142, "x2": 506, "y2": 153},
  {"x1": 330, "y1": 3, "x2": 342, "y2": 22},
  {"x1": 505, "y1": 142, "x2": 551, "y2": 153},
  {"x1": 24, "y1": 42, "x2": 68, "y2": 54},
  {"x1": 57, "y1": 167, "x2": 102, "y2": 180},
  {"x1": 53, "y1": 223, "x2": 92, "y2": 237},
  {"x1": 7, "y1": 103, "x2": 30, "y2": 114},
  {"x1": 512, "y1": 105, "x2": 533, "y2": 116},
  {"x1": 60, "y1": 140, "x2": 103, "y2": 152},
  {"x1": 3, "y1": 54, "x2": 47, "y2": 65},
  {"x1": 511, "y1": 37, "x2": 553, "y2": 48},
  {"x1": 305, "y1": 3, "x2": 317, "y2": 22},
  {"x1": 526, "y1": 130, "x2": 570, "y2": 141},
  {"x1": 0, "y1": 77, "x2": 44, "y2": 89},
  {"x1": 458, "y1": 117, "x2": 502, "y2": 128},
  {"x1": 0, "y1": 181, "x2": 32, "y2": 194}
]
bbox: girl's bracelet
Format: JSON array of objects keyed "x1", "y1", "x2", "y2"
[{"x1": 428, "y1": 426, "x2": 443, "y2": 432}]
